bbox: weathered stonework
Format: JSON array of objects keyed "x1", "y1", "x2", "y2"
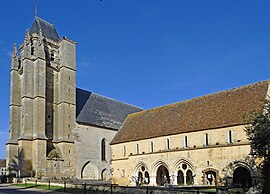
[
  {"x1": 6, "y1": 17, "x2": 141, "y2": 180},
  {"x1": 6, "y1": 17, "x2": 76, "y2": 178},
  {"x1": 111, "y1": 81, "x2": 269, "y2": 187}
]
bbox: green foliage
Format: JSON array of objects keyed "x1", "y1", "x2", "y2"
[
  {"x1": 47, "y1": 150, "x2": 60, "y2": 160},
  {"x1": 245, "y1": 98, "x2": 270, "y2": 176}
]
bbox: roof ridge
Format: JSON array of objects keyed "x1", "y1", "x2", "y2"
[
  {"x1": 129, "y1": 80, "x2": 270, "y2": 117},
  {"x1": 76, "y1": 87, "x2": 143, "y2": 109},
  {"x1": 34, "y1": 16, "x2": 55, "y2": 27}
]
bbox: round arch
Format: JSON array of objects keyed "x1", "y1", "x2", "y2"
[
  {"x1": 223, "y1": 158, "x2": 260, "y2": 187},
  {"x1": 202, "y1": 168, "x2": 219, "y2": 186},
  {"x1": 233, "y1": 166, "x2": 252, "y2": 188}
]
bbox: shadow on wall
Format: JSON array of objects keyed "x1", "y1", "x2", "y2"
[
  {"x1": 8, "y1": 148, "x2": 34, "y2": 178},
  {"x1": 222, "y1": 156, "x2": 260, "y2": 189}
]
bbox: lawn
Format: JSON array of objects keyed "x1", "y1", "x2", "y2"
[
  {"x1": 15, "y1": 183, "x2": 247, "y2": 194},
  {"x1": 16, "y1": 183, "x2": 118, "y2": 193}
]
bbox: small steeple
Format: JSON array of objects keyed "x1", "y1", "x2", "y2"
[
  {"x1": 11, "y1": 43, "x2": 19, "y2": 70},
  {"x1": 12, "y1": 43, "x2": 18, "y2": 59},
  {"x1": 24, "y1": 29, "x2": 30, "y2": 45}
]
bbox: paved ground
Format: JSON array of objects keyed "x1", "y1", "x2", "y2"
[{"x1": 0, "y1": 184, "x2": 67, "y2": 194}]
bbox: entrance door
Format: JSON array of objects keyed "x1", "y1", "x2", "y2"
[
  {"x1": 233, "y1": 167, "x2": 252, "y2": 188},
  {"x1": 156, "y1": 165, "x2": 170, "y2": 186}
]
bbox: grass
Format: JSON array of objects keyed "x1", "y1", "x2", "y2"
[
  {"x1": 15, "y1": 183, "x2": 118, "y2": 193},
  {"x1": 201, "y1": 188, "x2": 216, "y2": 193},
  {"x1": 15, "y1": 183, "x2": 247, "y2": 194},
  {"x1": 228, "y1": 188, "x2": 245, "y2": 194},
  {"x1": 17, "y1": 183, "x2": 63, "y2": 191}
]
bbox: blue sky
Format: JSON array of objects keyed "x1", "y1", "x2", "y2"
[{"x1": 1, "y1": 0, "x2": 270, "y2": 159}]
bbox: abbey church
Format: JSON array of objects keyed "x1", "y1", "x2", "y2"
[
  {"x1": 7, "y1": 17, "x2": 266, "y2": 188},
  {"x1": 6, "y1": 17, "x2": 142, "y2": 180}
]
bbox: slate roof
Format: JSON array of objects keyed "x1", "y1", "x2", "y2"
[
  {"x1": 30, "y1": 17, "x2": 59, "y2": 42},
  {"x1": 76, "y1": 88, "x2": 143, "y2": 130},
  {"x1": 111, "y1": 80, "x2": 270, "y2": 145}
]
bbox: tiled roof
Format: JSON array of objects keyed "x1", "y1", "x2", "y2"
[
  {"x1": 76, "y1": 88, "x2": 142, "y2": 130},
  {"x1": 111, "y1": 81, "x2": 270, "y2": 145},
  {"x1": 30, "y1": 17, "x2": 59, "y2": 42},
  {"x1": 0, "y1": 159, "x2": 6, "y2": 167}
]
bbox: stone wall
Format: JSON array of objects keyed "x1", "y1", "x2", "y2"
[
  {"x1": 111, "y1": 125, "x2": 260, "y2": 186},
  {"x1": 73, "y1": 123, "x2": 117, "y2": 180}
]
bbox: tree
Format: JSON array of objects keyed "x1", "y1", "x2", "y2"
[
  {"x1": 245, "y1": 99, "x2": 270, "y2": 193},
  {"x1": 48, "y1": 150, "x2": 60, "y2": 160}
]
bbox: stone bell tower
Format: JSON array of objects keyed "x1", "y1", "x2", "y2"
[{"x1": 6, "y1": 17, "x2": 76, "y2": 178}]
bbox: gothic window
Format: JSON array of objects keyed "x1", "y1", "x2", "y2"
[
  {"x1": 137, "y1": 165, "x2": 150, "y2": 185},
  {"x1": 101, "y1": 138, "x2": 106, "y2": 161},
  {"x1": 177, "y1": 170, "x2": 184, "y2": 185},
  {"x1": 138, "y1": 171, "x2": 143, "y2": 182},
  {"x1": 186, "y1": 170, "x2": 194, "y2": 185},
  {"x1": 176, "y1": 161, "x2": 194, "y2": 186},
  {"x1": 145, "y1": 171, "x2": 150, "y2": 184}
]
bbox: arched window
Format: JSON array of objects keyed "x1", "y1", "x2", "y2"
[
  {"x1": 138, "y1": 171, "x2": 143, "y2": 182},
  {"x1": 145, "y1": 171, "x2": 150, "y2": 184},
  {"x1": 101, "y1": 138, "x2": 106, "y2": 161},
  {"x1": 177, "y1": 170, "x2": 184, "y2": 185},
  {"x1": 136, "y1": 165, "x2": 150, "y2": 185},
  {"x1": 186, "y1": 170, "x2": 194, "y2": 185}
]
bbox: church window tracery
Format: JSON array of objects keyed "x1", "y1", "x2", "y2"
[
  {"x1": 176, "y1": 161, "x2": 194, "y2": 185},
  {"x1": 136, "y1": 165, "x2": 150, "y2": 185}
]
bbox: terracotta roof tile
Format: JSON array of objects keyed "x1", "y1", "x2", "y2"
[
  {"x1": 0, "y1": 159, "x2": 6, "y2": 167},
  {"x1": 111, "y1": 80, "x2": 270, "y2": 145}
]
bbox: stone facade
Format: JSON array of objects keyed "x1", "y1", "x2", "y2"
[
  {"x1": 111, "y1": 81, "x2": 269, "y2": 187},
  {"x1": 74, "y1": 123, "x2": 117, "y2": 180},
  {"x1": 6, "y1": 17, "x2": 141, "y2": 180},
  {"x1": 6, "y1": 17, "x2": 76, "y2": 178}
]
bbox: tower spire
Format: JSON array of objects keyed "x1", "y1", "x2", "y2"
[{"x1": 35, "y1": 0, "x2": 39, "y2": 17}]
